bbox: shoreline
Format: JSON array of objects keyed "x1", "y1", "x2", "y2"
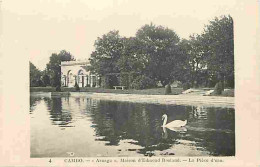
[{"x1": 31, "y1": 92, "x2": 235, "y2": 108}]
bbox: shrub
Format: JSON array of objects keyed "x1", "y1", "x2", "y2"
[
  {"x1": 182, "y1": 82, "x2": 191, "y2": 90},
  {"x1": 226, "y1": 75, "x2": 235, "y2": 88},
  {"x1": 74, "y1": 82, "x2": 80, "y2": 91},
  {"x1": 55, "y1": 85, "x2": 61, "y2": 92},
  {"x1": 130, "y1": 75, "x2": 156, "y2": 90},
  {"x1": 103, "y1": 74, "x2": 119, "y2": 89},
  {"x1": 165, "y1": 84, "x2": 172, "y2": 95},
  {"x1": 104, "y1": 75, "x2": 112, "y2": 89},
  {"x1": 120, "y1": 73, "x2": 130, "y2": 89},
  {"x1": 221, "y1": 89, "x2": 234, "y2": 97},
  {"x1": 42, "y1": 74, "x2": 50, "y2": 86},
  {"x1": 37, "y1": 80, "x2": 44, "y2": 87},
  {"x1": 100, "y1": 76, "x2": 106, "y2": 88},
  {"x1": 214, "y1": 82, "x2": 223, "y2": 95}
]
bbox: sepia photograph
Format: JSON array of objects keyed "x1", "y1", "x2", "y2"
[
  {"x1": 29, "y1": 0, "x2": 235, "y2": 158},
  {"x1": 1, "y1": 0, "x2": 259, "y2": 166}
]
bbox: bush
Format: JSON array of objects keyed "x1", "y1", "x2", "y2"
[
  {"x1": 74, "y1": 82, "x2": 80, "y2": 91},
  {"x1": 42, "y1": 74, "x2": 50, "y2": 86},
  {"x1": 226, "y1": 76, "x2": 234, "y2": 88},
  {"x1": 214, "y1": 82, "x2": 223, "y2": 95},
  {"x1": 182, "y1": 82, "x2": 191, "y2": 90},
  {"x1": 130, "y1": 75, "x2": 156, "y2": 90},
  {"x1": 103, "y1": 74, "x2": 119, "y2": 89},
  {"x1": 221, "y1": 89, "x2": 234, "y2": 97},
  {"x1": 55, "y1": 85, "x2": 61, "y2": 92},
  {"x1": 165, "y1": 84, "x2": 172, "y2": 95},
  {"x1": 120, "y1": 73, "x2": 130, "y2": 89}
]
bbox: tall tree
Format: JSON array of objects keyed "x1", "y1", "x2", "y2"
[
  {"x1": 89, "y1": 30, "x2": 124, "y2": 75},
  {"x1": 41, "y1": 69, "x2": 51, "y2": 86},
  {"x1": 117, "y1": 37, "x2": 146, "y2": 73},
  {"x1": 30, "y1": 62, "x2": 42, "y2": 87},
  {"x1": 135, "y1": 23, "x2": 182, "y2": 86},
  {"x1": 202, "y1": 15, "x2": 234, "y2": 88},
  {"x1": 186, "y1": 34, "x2": 208, "y2": 87},
  {"x1": 46, "y1": 50, "x2": 74, "y2": 87},
  {"x1": 59, "y1": 50, "x2": 74, "y2": 61},
  {"x1": 175, "y1": 39, "x2": 192, "y2": 83}
]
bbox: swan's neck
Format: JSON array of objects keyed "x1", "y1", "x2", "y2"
[{"x1": 162, "y1": 116, "x2": 167, "y2": 127}]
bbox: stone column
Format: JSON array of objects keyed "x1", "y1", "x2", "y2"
[
  {"x1": 67, "y1": 75, "x2": 69, "y2": 87},
  {"x1": 96, "y1": 76, "x2": 99, "y2": 87},
  {"x1": 85, "y1": 75, "x2": 88, "y2": 87},
  {"x1": 90, "y1": 75, "x2": 93, "y2": 87},
  {"x1": 74, "y1": 75, "x2": 77, "y2": 86},
  {"x1": 87, "y1": 75, "x2": 90, "y2": 86},
  {"x1": 64, "y1": 76, "x2": 67, "y2": 87}
]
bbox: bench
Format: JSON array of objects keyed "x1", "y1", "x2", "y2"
[{"x1": 113, "y1": 86, "x2": 126, "y2": 90}]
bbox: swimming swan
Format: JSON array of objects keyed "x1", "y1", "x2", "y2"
[{"x1": 161, "y1": 114, "x2": 187, "y2": 128}]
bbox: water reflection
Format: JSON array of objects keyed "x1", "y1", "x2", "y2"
[{"x1": 30, "y1": 94, "x2": 235, "y2": 157}]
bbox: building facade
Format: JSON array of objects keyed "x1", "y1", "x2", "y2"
[{"x1": 61, "y1": 60, "x2": 100, "y2": 88}]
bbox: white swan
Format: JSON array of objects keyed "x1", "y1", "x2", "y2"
[{"x1": 161, "y1": 114, "x2": 187, "y2": 128}]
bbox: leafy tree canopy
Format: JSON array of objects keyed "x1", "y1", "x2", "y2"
[
  {"x1": 46, "y1": 50, "x2": 74, "y2": 86},
  {"x1": 87, "y1": 16, "x2": 234, "y2": 89},
  {"x1": 135, "y1": 23, "x2": 183, "y2": 86},
  {"x1": 30, "y1": 61, "x2": 42, "y2": 86},
  {"x1": 89, "y1": 30, "x2": 124, "y2": 75},
  {"x1": 202, "y1": 15, "x2": 234, "y2": 84},
  {"x1": 117, "y1": 37, "x2": 146, "y2": 73}
]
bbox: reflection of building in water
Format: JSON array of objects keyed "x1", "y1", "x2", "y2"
[
  {"x1": 86, "y1": 98, "x2": 98, "y2": 108},
  {"x1": 190, "y1": 106, "x2": 208, "y2": 120},
  {"x1": 61, "y1": 60, "x2": 100, "y2": 88},
  {"x1": 48, "y1": 97, "x2": 73, "y2": 127}
]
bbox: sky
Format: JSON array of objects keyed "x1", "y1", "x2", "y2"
[{"x1": 2, "y1": 0, "x2": 239, "y2": 70}]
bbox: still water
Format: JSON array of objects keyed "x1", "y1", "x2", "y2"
[{"x1": 30, "y1": 94, "x2": 235, "y2": 157}]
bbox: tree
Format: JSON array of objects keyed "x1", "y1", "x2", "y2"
[
  {"x1": 89, "y1": 30, "x2": 124, "y2": 76},
  {"x1": 174, "y1": 39, "x2": 192, "y2": 84},
  {"x1": 184, "y1": 34, "x2": 208, "y2": 87},
  {"x1": 117, "y1": 37, "x2": 146, "y2": 73},
  {"x1": 46, "y1": 53, "x2": 61, "y2": 86},
  {"x1": 202, "y1": 15, "x2": 234, "y2": 88},
  {"x1": 59, "y1": 50, "x2": 75, "y2": 61},
  {"x1": 30, "y1": 62, "x2": 42, "y2": 87},
  {"x1": 41, "y1": 70, "x2": 51, "y2": 86},
  {"x1": 135, "y1": 23, "x2": 182, "y2": 86},
  {"x1": 46, "y1": 50, "x2": 74, "y2": 87}
]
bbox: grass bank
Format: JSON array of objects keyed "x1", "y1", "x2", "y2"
[
  {"x1": 211, "y1": 89, "x2": 235, "y2": 97},
  {"x1": 30, "y1": 87, "x2": 234, "y2": 97},
  {"x1": 30, "y1": 87, "x2": 183, "y2": 95}
]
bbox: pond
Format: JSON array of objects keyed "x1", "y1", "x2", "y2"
[{"x1": 30, "y1": 93, "x2": 235, "y2": 157}]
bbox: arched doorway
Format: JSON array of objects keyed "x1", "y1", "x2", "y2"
[
  {"x1": 78, "y1": 70, "x2": 85, "y2": 87},
  {"x1": 67, "y1": 70, "x2": 73, "y2": 87},
  {"x1": 62, "y1": 75, "x2": 66, "y2": 86}
]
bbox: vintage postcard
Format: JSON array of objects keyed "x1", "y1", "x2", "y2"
[{"x1": 0, "y1": 0, "x2": 259, "y2": 166}]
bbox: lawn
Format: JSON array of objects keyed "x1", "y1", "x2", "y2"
[
  {"x1": 30, "y1": 87, "x2": 234, "y2": 97},
  {"x1": 30, "y1": 87, "x2": 184, "y2": 95}
]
